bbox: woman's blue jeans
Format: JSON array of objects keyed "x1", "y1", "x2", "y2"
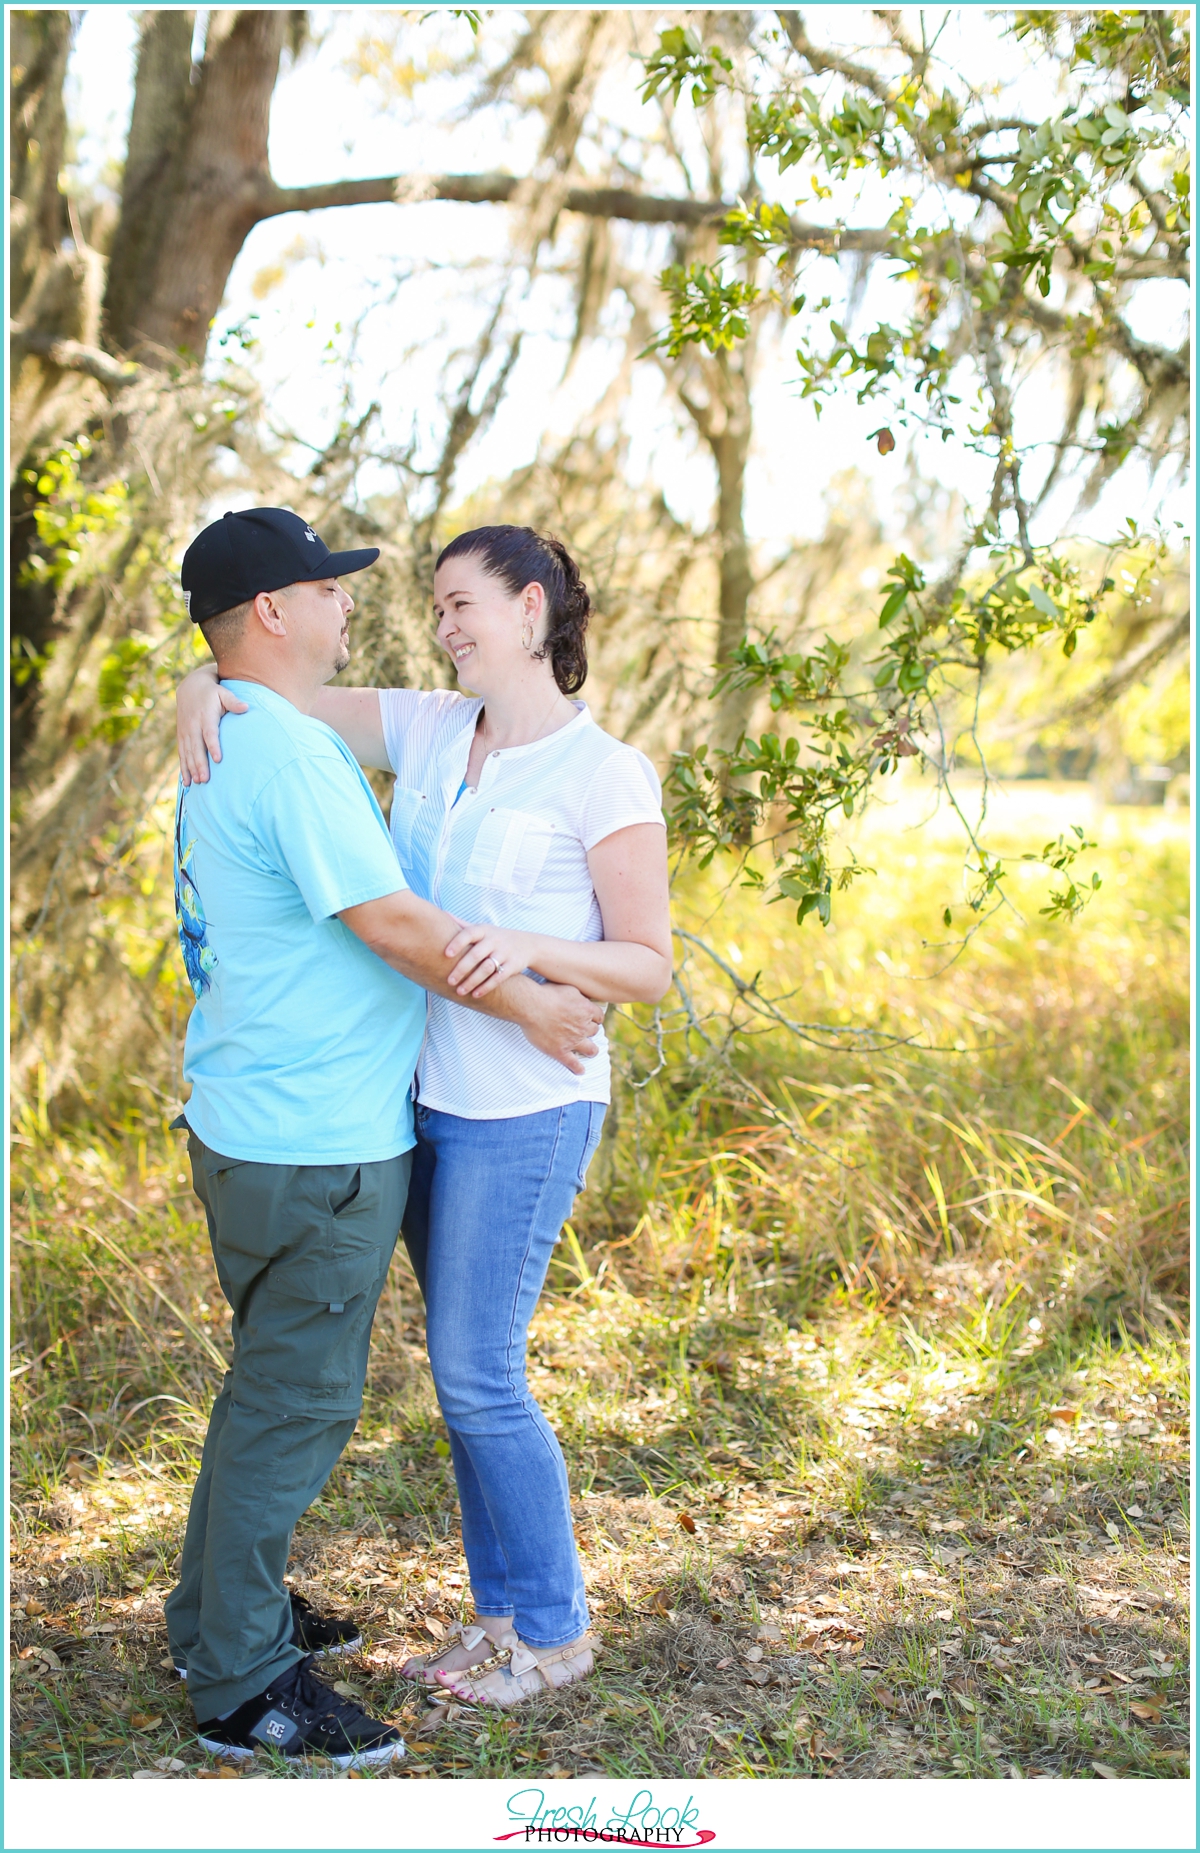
[{"x1": 401, "y1": 1100, "x2": 604, "y2": 1649}]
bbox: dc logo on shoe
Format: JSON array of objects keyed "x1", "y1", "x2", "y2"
[
  {"x1": 304, "y1": 526, "x2": 318, "y2": 544},
  {"x1": 265, "y1": 1718, "x2": 287, "y2": 1741}
]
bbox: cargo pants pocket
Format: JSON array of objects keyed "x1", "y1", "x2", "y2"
[{"x1": 239, "y1": 1250, "x2": 390, "y2": 1419}]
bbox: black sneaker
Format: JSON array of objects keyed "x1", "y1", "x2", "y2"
[
  {"x1": 174, "y1": 1592, "x2": 362, "y2": 1678},
  {"x1": 290, "y1": 1590, "x2": 363, "y2": 1659},
  {"x1": 196, "y1": 1655, "x2": 404, "y2": 1768}
]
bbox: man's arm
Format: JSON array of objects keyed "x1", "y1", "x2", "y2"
[{"x1": 339, "y1": 890, "x2": 605, "y2": 1076}]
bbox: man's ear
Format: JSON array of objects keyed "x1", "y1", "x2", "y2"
[{"x1": 252, "y1": 589, "x2": 288, "y2": 637}]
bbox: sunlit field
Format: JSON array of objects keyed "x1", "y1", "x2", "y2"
[{"x1": 10, "y1": 787, "x2": 1189, "y2": 1781}]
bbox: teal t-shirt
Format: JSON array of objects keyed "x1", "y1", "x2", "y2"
[{"x1": 175, "y1": 681, "x2": 424, "y2": 1165}]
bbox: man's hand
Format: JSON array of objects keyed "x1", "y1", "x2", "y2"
[
  {"x1": 339, "y1": 891, "x2": 605, "y2": 1074},
  {"x1": 515, "y1": 984, "x2": 605, "y2": 1075}
]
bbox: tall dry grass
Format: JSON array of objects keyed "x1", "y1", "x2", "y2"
[{"x1": 9, "y1": 791, "x2": 1190, "y2": 1780}]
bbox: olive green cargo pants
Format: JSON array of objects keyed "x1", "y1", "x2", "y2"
[{"x1": 163, "y1": 1131, "x2": 411, "y2": 1719}]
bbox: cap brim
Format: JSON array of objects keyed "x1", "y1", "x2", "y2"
[{"x1": 320, "y1": 547, "x2": 380, "y2": 578}]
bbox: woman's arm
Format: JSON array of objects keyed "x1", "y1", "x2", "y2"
[
  {"x1": 309, "y1": 686, "x2": 389, "y2": 768},
  {"x1": 177, "y1": 664, "x2": 248, "y2": 786},
  {"x1": 442, "y1": 822, "x2": 673, "y2": 1005},
  {"x1": 177, "y1": 665, "x2": 390, "y2": 783}
]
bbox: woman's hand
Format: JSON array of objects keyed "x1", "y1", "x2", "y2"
[
  {"x1": 177, "y1": 664, "x2": 248, "y2": 786},
  {"x1": 443, "y1": 924, "x2": 543, "y2": 998}
]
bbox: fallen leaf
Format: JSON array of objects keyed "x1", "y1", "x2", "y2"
[
  {"x1": 715, "y1": 1658, "x2": 733, "y2": 1671},
  {"x1": 1126, "y1": 1505, "x2": 1144, "y2": 1519},
  {"x1": 216, "y1": 1764, "x2": 242, "y2": 1779},
  {"x1": 646, "y1": 1589, "x2": 672, "y2": 1618},
  {"x1": 160, "y1": 1654, "x2": 178, "y2": 1672},
  {"x1": 195, "y1": 1769, "x2": 222, "y2": 1779},
  {"x1": 128, "y1": 1713, "x2": 162, "y2": 1731},
  {"x1": 154, "y1": 1756, "x2": 187, "y2": 1772},
  {"x1": 545, "y1": 1766, "x2": 574, "y2": 1780},
  {"x1": 871, "y1": 1685, "x2": 900, "y2": 1711},
  {"x1": 953, "y1": 1692, "x2": 976, "y2": 1713},
  {"x1": 332, "y1": 1681, "x2": 365, "y2": 1701},
  {"x1": 1129, "y1": 1700, "x2": 1165, "y2": 1723},
  {"x1": 677, "y1": 1513, "x2": 696, "y2": 1535},
  {"x1": 1047, "y1": 1407, "x2": 1078, "y2": 1423},
  {"x1": 757, "y1": 1621, "x2": 783, "y2": 1644},
  {"x1": 346, "y1": 1769, "x2": 363, "y2": 1779},
  {"x1": 131, "y1": 1769, "x2": 170, "y2": 1780},
  {"x1": 423, "y1": 1616, "x2": 446, "y2": 1640},
  {"x1": 1091, "y1": 1761, "x2": 1120, "y2": 1780},
  {"x1": 84, "y1": 1623, "x2": 116, "y2": 1636},
  {"x1": 745, "y1": 1646, "x2": 763, "y2": 1664}
]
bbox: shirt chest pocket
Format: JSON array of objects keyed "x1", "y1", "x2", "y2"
[
  {"x1": 390, "y1": 785, "x2": 428, "y2": 865},
  {"x1": 464, "y1": 807, "x2": 556, "y2": 898}
]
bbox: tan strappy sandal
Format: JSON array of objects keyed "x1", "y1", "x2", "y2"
[
  {"x1": 400, "y1": 1618, "x2": 513, "y2": 1687},
  {"x1": 434, "y1": 1632, "x2": 597, "y2": 1708}
]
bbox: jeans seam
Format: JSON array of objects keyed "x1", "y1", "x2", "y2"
[{"x1": 500, "y1": 1110, "x2": 565, "y2": 1452}]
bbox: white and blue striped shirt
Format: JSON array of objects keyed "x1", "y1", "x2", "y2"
[{"x1": 380, "y1": 690, "x2": 664, "y2": 1119}]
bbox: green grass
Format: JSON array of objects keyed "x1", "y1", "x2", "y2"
[{"x1": 9, "y1": 792, "x2": 1190, "y2": 1781}]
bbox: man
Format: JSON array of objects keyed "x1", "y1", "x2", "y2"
[{"x1": 165, "y1": 507, "x2": 602, "y2": 1768}]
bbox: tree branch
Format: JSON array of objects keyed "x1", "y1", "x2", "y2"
[
  {"x1": 775, "y1": 10, "x2": 894, "y2": 102},
  {"x1": 994, "y1": 610, "x2": 1190, "y2": 738},
  {"x1": 1014, "y1": 294, "x2": 1188, "y2": 390},
  {"x1": 251, "y1": 170, "x2": 894, "y2": 254},
  {"x1": 10, "y1": 328, "x2": 139, "y2": 388}
]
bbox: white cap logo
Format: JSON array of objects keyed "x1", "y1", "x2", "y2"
[
  {"x1": 183, "y1": 589, "x2": 192, "y2": 616},
  {"x1": 303, "y1": 526, "x2": 318, "y2": 544}
]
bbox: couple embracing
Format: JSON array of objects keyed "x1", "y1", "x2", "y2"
[{"x1": 165, "y1": 508, "x2": 672, "y2": 1767}]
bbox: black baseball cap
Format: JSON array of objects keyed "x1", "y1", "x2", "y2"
[{"x1": 180, "y1": 507, "x2": 380, "y2": 624}]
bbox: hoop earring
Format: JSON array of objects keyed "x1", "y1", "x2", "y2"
[{"x1": 521, "y1": 619, "x2": 534, "y2": 651}]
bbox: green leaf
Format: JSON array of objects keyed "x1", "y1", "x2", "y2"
[
  {"x1": 880, "y1": 584, "x2": 909, "y2": 624},
  {"x1": 1027, "y1": 583, "x2": 1061, "y2": 617}
]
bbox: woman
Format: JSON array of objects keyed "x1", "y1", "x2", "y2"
[{"x1": 176, "y1": 525, "x2": 672, "y2": 1707}]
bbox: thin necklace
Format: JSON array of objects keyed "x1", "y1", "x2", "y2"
[{"x1": 477, "y1": 687, "x2": 568, "y2": 756}]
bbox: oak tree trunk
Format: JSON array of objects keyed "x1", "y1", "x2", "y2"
[
  {"x1": 104, "y1": 10, "x2": 288, "y2": 359},
  {"x1": 100, "y1": 11, "x2": 198, "y2": 355}
]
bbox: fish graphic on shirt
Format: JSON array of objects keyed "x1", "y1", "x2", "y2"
[{"x1": 174, "y1": 786, "x2": 217, "y2": 999}]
